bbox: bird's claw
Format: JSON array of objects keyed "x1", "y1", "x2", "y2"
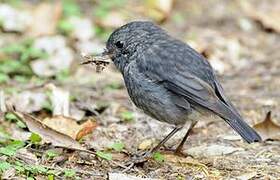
[{"x1": 124, "y1": 151, "x2": 152, "y2": 167}]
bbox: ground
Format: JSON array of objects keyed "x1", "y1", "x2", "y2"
[{"x1": 0, "y1": 0, "x2": 279, "y2": 179}]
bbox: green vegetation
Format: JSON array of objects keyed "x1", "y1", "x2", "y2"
[
  {"x1": 4, "y1": 112, "x2": 26, "y2": 129},
  {"x1": 110, "y1": 141, "x2": 125, "y2": 152},
  {"x1": 153, "y1": 152, "x2": 165, "y2": 162},
  {"x1": 0, "y1": 140, "x2": 25, "y2": 156},
  {"x1": 120, "y1": 111, "x2": 135, "y2": 122},
  {"x1": 0, "y1": 39, "x2": 48, "y2": 83},
  {"x1": 96, "y1": 151, "x2": 112, "y2": 161}
]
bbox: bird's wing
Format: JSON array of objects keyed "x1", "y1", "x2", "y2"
[
  {"x1": 137, "y1": 41, "x2": 261, "y2": 142},
  {"x1": 138, "y1": 42, "x2": 221, "y2": 111}
]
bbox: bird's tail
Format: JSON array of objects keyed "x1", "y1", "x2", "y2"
[
  {"x1": 222, "y1": 114, "x2": 262, "y2": 143},
  {"x1": 213, "y1": 102, "x2": 262, "y2": 143}
]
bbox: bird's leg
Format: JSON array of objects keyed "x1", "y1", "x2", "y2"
[
  {"x1": 127, "y1": 126, "x2": 182, "y2": 165},
  {"x1": 174, "y1": 120, "x2": 198, "y2": 155},
  {"x1": 151, "y1": 126, "x2": 182, "y2": 154}
]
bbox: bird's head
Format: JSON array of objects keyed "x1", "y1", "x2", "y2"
[{"x1": 99, "y1": 21, "x2": 166, "y2": 72}]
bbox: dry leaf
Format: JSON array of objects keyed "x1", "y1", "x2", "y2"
[
  {"x1": 11, "y1": 110, "x2": 86, "y2": 150},
  {"x1": 43, "y1": 115, "x2": 97, "y2": 140},
  {"x1": 42, "y1": 115, "x2": 79, "y2": 139},
  {"x1": 76, "y1": 120, "x2": 97, "y2": 141},
  {"x1": 253, "y1": 111, "x2": 280, "y2": 141}
]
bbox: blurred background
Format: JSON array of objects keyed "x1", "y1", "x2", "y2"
[{"x1": 0, "y1": 0, "x2": 279, "y2": 179}]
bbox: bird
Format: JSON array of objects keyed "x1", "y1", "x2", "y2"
[{"x1": 98, "y1": 21, "x2": 261, "y2": 156}]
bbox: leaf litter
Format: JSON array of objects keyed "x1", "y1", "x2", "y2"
[
  {"x1": 253, "y1": 111, "x2": 280, "y2": 141},
  {"x1": 0, "y1": 0, "x2": 280, "y2": 179},
  {"x1": 8, "y1": 109, "x2": 87, "y2": 151}
]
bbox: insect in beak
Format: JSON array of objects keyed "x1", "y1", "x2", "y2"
[{"x1": 80, "y1": 49, "x2": 112, "y2": 73}]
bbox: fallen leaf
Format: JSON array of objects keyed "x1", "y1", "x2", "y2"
[
  {"x1": 10, "y1": 110, "x2": 86, "y2": 151},
  {"x1": 42, "y1": 116, "x2": 97, "y2": 140},
  {"x1": 76, "y1": 120, "x2": 97, "y2": 141},
  {"x1": 253, "y1": 111, "x2": 280, "y2": 141},
  {"x1": 42, "y1": 115, "x2": 79, "y2": 139}
]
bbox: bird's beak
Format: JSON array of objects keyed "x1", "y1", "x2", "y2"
[{"x1": 80, "y1": 49, "x2": 113, "y2": 72}]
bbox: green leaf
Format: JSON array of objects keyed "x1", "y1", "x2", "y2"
[
  {"x1": 55, "y1": 69, "x2": 70, "y2": 82},
  {"x1": 58, "y1": 19, "x2": 74, "y2": 35},
  {"x1": 62, "y1": 0, "x2": 81, "y2": 17},
  {"x1": 4, "y1": 112, "x2": 19, "y2": 121},
  {"x1": 96, "y1": 151, "x2": 112, "y2": 161},
  {"x1": 48, "y1": 174, "x2": 55, "y2": 180},
  {"x1": 14, "y1": 75, "x2": 29, "y2": 83},
  {"x1": 0, "y1": 60, "x2": 32, "y2": 76},
  {"x1": 5, "y1": 112, "x2": 26, "y2": 128},
  {"x1": 64, "y1": 169, "x2": 76, "y2": 177},
  {"x1": 0, "y1": 146, "x2": 16, "y2": 156},
  {"x1": 26, "y1": 165, "x2": 48, "y2": 174},
  {"x1": 111, "y1": 141, "x2": 124, "y2": 152},
  {"x1": 0, "y1": 161, "x2": 11, "y2": 172},
  {"x1": 29, "y1": 133, "x2": 42, "y2": 144},
  {"x1": 9, "y1": 140, "x2": 25, "y2": 149},
  {"x1": 0, "y1": 73, "x2": 9, "y2": 83},
  {"x1": 45, "y1": 150, "x2": 59, "y2": 159},
  {"x1": 153, "y1": 152, "x2": 164, "y2": 162},
  {"x1": 0, "y1": 140, "x2": 25, "y2": 156},
  {"x1": 20, "y1": 47, "x2": 48, "y2": 63},
  {"x1": 16, "y1": 120, "x2": 27, "y2": 128},
  {"x1": 14, "y1": 164, "x2": 25, "y2": 173},
  {"x1": 0, "y1": 43, "x2": 25, "y2": 54},
  {"x1": 120, "y1": 111, "x2": 134, "y2": 122}
]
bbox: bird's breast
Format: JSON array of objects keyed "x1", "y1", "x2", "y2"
[{"x1": 123, "y1": 66, "x2": 192, "y2": 125}]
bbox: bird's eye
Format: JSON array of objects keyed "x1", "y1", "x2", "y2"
[{"x1": 115, "y1": 41, "x2": 124, "y2": 49}]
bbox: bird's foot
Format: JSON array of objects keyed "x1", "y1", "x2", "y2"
[
  {"x1": 124, "y1": 150, "x2": 152, "y2": 167},
  {"x1": 162, "y1": 146, "x2": 190, "y2": 157}
]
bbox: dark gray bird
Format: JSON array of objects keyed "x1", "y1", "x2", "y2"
[{"x1": 100, "y1": 21, "x2": 261, "y2": 155}]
